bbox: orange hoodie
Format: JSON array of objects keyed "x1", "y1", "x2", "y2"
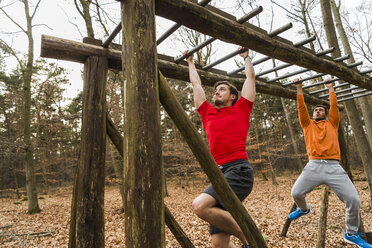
[{"x1": 297, "y1": 92, "x2": 340, "y2": 160}]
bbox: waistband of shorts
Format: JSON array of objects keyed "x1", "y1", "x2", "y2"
[
  {"x1": 309, "y1": 159, "x2": 339, "y2": 164},
  {"x1": 218, "y1": 159, "x2": 249, "y2": 169}
]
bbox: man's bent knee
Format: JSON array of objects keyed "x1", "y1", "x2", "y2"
[
  {"x1": 346, "y1": 195, "x2": 360, "y2": 209},
  {"x1": 192, "y1": 193, "x2": 216, "y2": 219}
]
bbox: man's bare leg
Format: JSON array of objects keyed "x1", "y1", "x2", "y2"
[
  {"x1": 211, "y1": 232, "x2": 237, "y2": 248},
  {"x1": 192, "y1": 193, "x2": 248, "y2": 244}
]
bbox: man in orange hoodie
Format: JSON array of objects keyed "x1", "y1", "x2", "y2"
[{"x1": 289, "y1": 78, "x2": 372, "y2": 248}]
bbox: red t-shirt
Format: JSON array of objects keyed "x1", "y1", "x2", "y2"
[{"x1": 197, "y1": 97, "x2": 253, "y2": 165}]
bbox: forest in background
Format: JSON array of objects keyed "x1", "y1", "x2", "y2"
[{"x1": 0, "y1": 0, "x2": 371, "y2": 205}]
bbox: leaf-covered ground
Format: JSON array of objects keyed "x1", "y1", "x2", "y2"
[{"x1": 1, "y1": 173, "x2": 371, "y2": 247}]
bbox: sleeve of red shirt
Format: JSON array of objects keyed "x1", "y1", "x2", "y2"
[
  {"x1": 236, "y1": 97, "x2": 254, "y2": 120},
  {"x1": 197, "y1": 100, "x2": 208, "y2": 119},
  {"x1": 197, "y1": 100, "x2": 215, "y2": 127}
]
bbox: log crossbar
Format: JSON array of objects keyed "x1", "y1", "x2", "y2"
[
  {"x1": 175, "y1": 7, "x2": 263, "y2": 64},
  {"x1": 40, "y1": 35, "x2": 333, "y2": 107},
  {"x1": 285, "y1": 60, "x2": 362, "y2": 88},
  {"x1": 256, "y1": 47, "x2": 337, "y2": 78},
  {"x1": 203, "y1": 23, "x2": 293, "y2": 70},
  {"x1": 154, "y1": 0, "x2": 372, "y2": 91},
  {"x1": 336, "y1": 89, "x2": 368, "y2": 99},
  {"x1": 338, "y1": 91, "x2": 372, "y2": 103},
  {"x1": 156, "y1": 0, "x2": 212, "y2": 45},
  {"x1": 319, "y1": 86, "x2": 359, "y2": 98},
  {"x1": 309, "y1": 70, "x2": 372, "y2": 95}
]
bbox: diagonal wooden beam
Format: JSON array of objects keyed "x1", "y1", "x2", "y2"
[
  {"x1": 154, "y1": 0, "x2": 372, "y2": 91},
  {"x1": 40, "y1": 35, "x2": 333, "y2": 107}
]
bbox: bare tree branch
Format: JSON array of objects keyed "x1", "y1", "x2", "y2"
[
  {"x1": 0, "y1": 5, "x2": 27, "y2": 34},
  {"x1": 0, "y1": 39, "x2": 24, "y2": 71},
  {"x1": 94, "y1": 0, "x2": 109, "y2": 36},
  {"x1": 32, "y1": 23, "x2": 52, "y2": 30},
  {"x1": 31, "y1": 0, "x2": 42, "y2": 19},
  {"x1": 74, "y1": 0, "x2": 84, "y2": 18},
  {"x1": 270, "y1": 1, "x2": 303, "y2": 21}
]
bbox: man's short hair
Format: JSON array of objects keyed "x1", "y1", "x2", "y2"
[
  {"x1": 314, "y1": 104, "x2": 328, "y2": 115},
  {"x1": 213, "y1": 81, "x2": 239, "y2": 105}
]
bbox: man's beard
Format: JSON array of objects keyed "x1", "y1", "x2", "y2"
[
  {"x1": 214, "y1": 99, "x2": 224, "y2": 107},
  {"x1": 314, "y1": 116, "x2": 326, "y2": 121}
]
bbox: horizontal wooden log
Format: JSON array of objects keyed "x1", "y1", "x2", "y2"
[
  {"x1": 40, "y1": 35, "x2": 332, "y2": 107},
  {"x1": 154, "y1": 0, "x2": 372, "y2": 91},
  {"x1": 158, "y1": 71, "x2": 267, "y2": 247}
]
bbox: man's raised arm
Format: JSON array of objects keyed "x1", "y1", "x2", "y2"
[
  {"x1": 184, "y1": 51, "x2": 207, "y2": 109},
  {"x1": 325, "y1": 79, "x2": 340, "y2": 127},
  {"x1": 239, "y1": 47, "x2": 256, "y2": 102},
  {"x1": 294, "y1": 78, "x2": 311, "y2": 128}
]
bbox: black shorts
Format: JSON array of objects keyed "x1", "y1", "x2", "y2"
[{"x1": 202, "y1": 159, "x2": 254, "y2": 234}]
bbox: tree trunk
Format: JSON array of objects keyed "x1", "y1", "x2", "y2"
[
  {"x1": 344, "y1": 101, "x2": 372, "y2": 205},
  {"x1": 338, "y1": 114, "x2": 353, "y2": 180},
  {"x1": 121, "y1": 1, "x2": 164, "y2": 247},
  {"x1": 23, "y1": 0, "x2": 40, "y2": 215},
  {"x1": 75, "y1": 56, "x2": 108, "y2": 248},
  {"x1": 321, "y1": 0, "x2": 372, "y2": 206},
  {"x1": 76, "y1": 0, "x2": 95, "y2": 38},
  {"x1": 272, "y1": 58, "x2": 302, "y2": 171},
  {"x1": 299, "y1": 0, "x2": 315, "y2": 51},
  {"x1": 330, "y1": 0, "x2": 372, "y2": 149},
  {"x1": 280, "y1": 98, "x2": 303, "y2": 171}
]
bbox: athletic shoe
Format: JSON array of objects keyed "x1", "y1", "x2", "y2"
[
  {"x1": 288, "y1": 206, "x2": 310, "y2": 220},
  {"x1": 344, "y1": 232, "x2": 372, "y2": 248}
]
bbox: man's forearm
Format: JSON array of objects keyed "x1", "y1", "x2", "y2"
[
  {"x1": 244, "y1": 55, "x2": 255, "y2": 79},
  {"x1": 241, "y1": 56, "x2": 256, "y2": 101},
  {"x1": 328, "y1": 86, "x2": 335, "y2": 93},
  {"x1": 297, "y1": 86, "x2": 303, "y2": 95},
  {"x1": 188, "y1": 63, "x2": 202, "y2": 87}
]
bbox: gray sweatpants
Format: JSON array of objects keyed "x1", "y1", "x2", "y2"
[{"x1": 291, "y1": 159, "x2": 360, "y2": 234}]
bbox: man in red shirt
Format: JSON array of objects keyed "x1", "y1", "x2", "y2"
[{"x1": 185, "y1": 47, "x2": 255, "y2": 248}]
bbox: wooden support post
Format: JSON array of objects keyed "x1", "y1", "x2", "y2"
[
  {"x1": 121, "y1": 0, "x2": 164, "y2": 247},
  {"x1": 316, "y1": 187, "x2": 330, "y2": 248},
  {"x1": 280, "y1": 203, "x2": 297, "y2": 237},
  {"x1": 106, "y1": 113, "x2": 195, "y2": 248},
  {"x1": 75, "y1": 56, "x2": 108, "y2": 248},
  {"x1": 158, "y1": 71, "x2": 266, "y2": 248}
]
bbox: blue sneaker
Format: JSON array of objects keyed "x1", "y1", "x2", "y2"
[
  {"x1": 288, "y1": 206, "x2": 310, "y2": 220},
  {"x1": 344, "y1": 232, "x2": 372, "y2": 248}
]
